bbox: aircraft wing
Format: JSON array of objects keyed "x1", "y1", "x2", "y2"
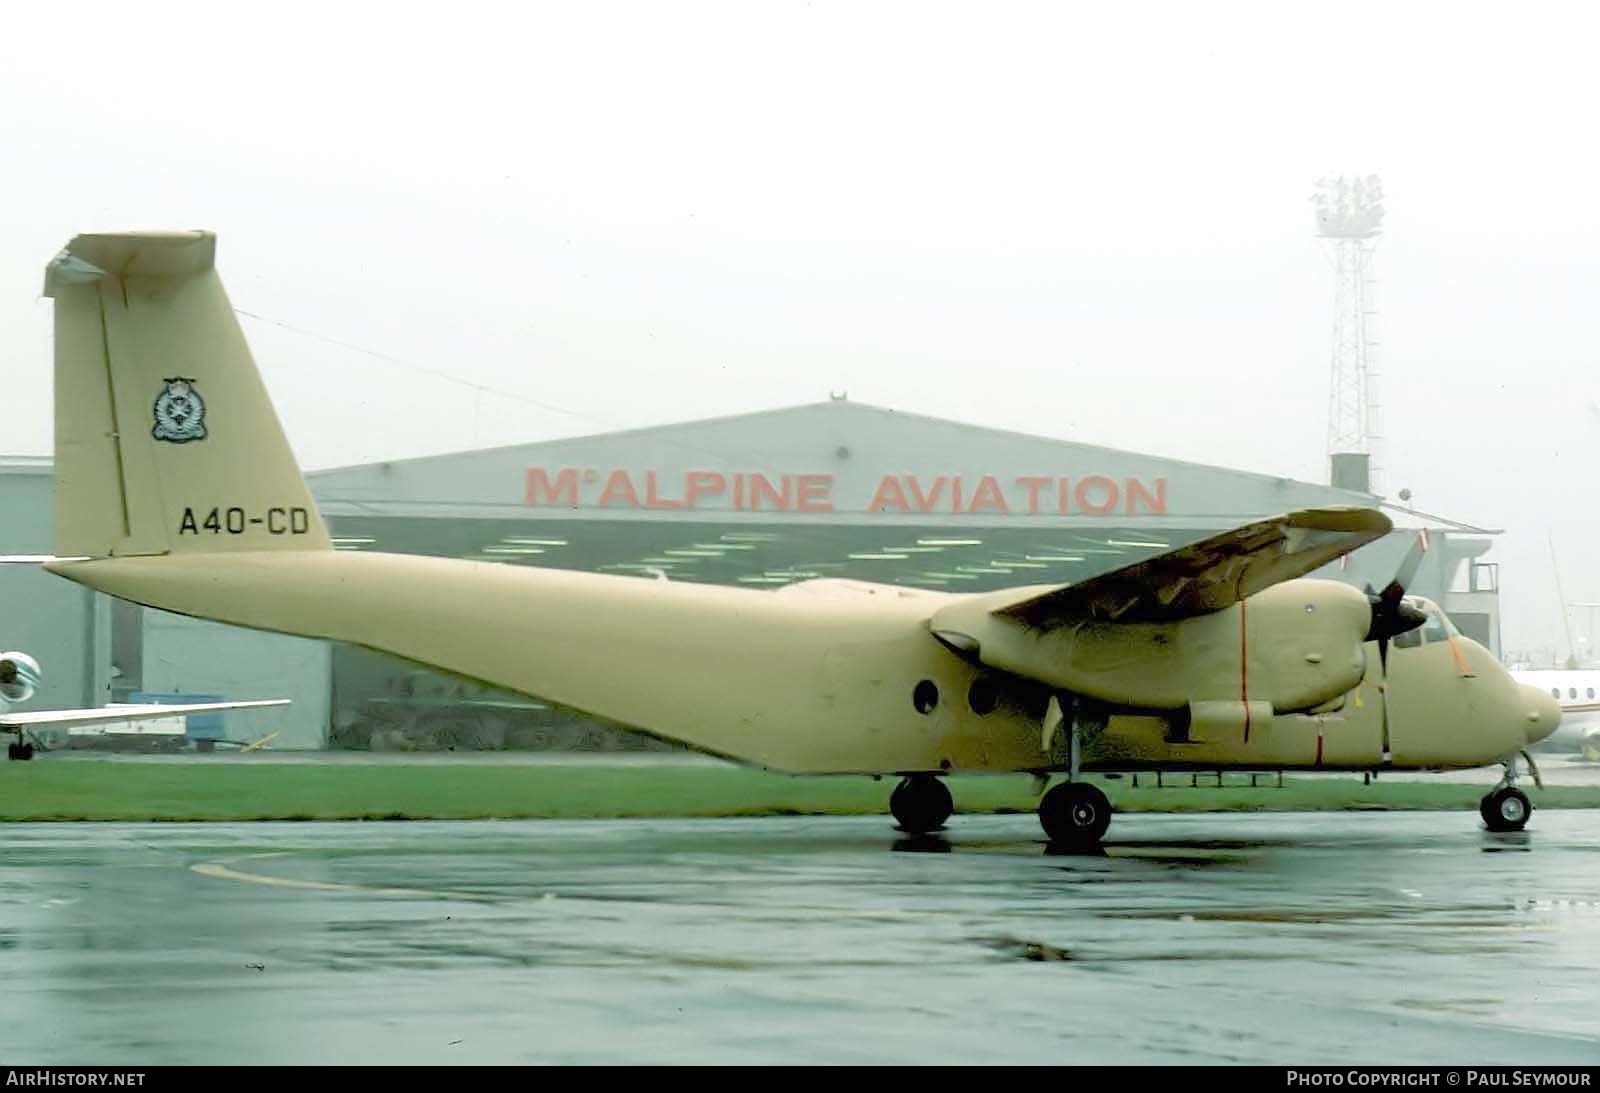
[
  {"x1": 0, "y1": 699, "x2": 289, "y2": 730},
  {"x1": 971, "y1": 507, "x2": 1391, "y2": 631}
]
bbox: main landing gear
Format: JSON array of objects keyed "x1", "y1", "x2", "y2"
[
  {"x1": 1038, "y1": 781, "x2": 1112, "y2": 850},
  {"x1": 1480, "y1": 754, "x2": 1534, "y2": 833},
  {"x1": 885, "y1": 773, "x2": 1113, "y2": 850},
  {"x1": 1034, "y1": 693, "x2": 1112, "y2": 851},
  {"x1": 889, "y1": 774, "x2": 953, "y2": 834},
  {"x1": 6, "y1": 738, "x2": 35, "y2": 761}
]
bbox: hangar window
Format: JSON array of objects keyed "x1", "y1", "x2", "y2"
[{"x1": 913, "y1": 680, "x2": 939, "y2": 715}]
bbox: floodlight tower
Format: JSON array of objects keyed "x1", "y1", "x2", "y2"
[{"x1": 1312, "y1": 175, "x2": 1385, "y2": 494}]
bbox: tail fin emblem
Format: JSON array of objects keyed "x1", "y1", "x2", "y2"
[{"x1": 153, "y1": 378, "x2": 207, "y2": 443}]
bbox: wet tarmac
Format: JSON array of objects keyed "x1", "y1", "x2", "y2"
[{"x1": 3, "y1": 811, "x2": 1599, "y2": 1065}]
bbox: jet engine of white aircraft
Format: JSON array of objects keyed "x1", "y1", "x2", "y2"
[{"x1": 0, "y1": 652, "x2": 40, "y2": 703}]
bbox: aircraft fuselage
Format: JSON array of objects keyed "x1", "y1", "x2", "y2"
[{"x1": 47, "y1": 551, "x2": 1541, "y2": 775}]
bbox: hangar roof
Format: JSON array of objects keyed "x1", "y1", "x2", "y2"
[
  {"x1": 302, "y1": 399, "x2": 1494, "y2": 598},
  {"x1": 309, "y1": 398, "x2": 1386, "y2": 527}
]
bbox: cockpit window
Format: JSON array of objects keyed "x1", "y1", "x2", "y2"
[
  {"x1": 1422, "y1": 611, "x2": 1449, "y2": 644},
  {"x1": 1392, "y1": 600, "x2": 1458, "y2": 649}
]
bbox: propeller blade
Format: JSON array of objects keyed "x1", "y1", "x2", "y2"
[
  {"x1": 1378, "y1": 634, "x2": 1392, "y2": 760},
  {"x1": 1394, "y1": 531, "x2": 1428, "y2": 591}
]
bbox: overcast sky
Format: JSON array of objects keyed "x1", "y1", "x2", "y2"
[{"x1": 1, "y1": 1, "x2": 1596, "y2": 659}]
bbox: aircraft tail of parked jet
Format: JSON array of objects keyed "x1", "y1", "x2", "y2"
[{"x1": 44, "y1": 231, "x2": 331, "y2": 560}]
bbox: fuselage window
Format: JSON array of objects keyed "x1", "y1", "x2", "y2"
[
  {"x1": 1553, "y1": 688, "x2": 1562, "y2": 699},
  {"x1": 1571, "y1": 688, "x2": 1579, "y2": 700},
  {"x1": 1590, "y1": 688, "x2": 1596, "y2": 700}
]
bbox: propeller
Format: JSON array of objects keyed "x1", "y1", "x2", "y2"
[{"x1": 1361, "y1": 532, "x2": 1430, "y2": 760}]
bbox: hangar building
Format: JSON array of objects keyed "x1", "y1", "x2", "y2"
[{"x1": 0, "y1": 399, "x2": 1504, "y2": 750}]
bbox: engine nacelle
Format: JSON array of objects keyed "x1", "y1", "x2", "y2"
[
  {"x1": 943, "y1": 579, "x2": 1376, "y2": 715},
  {"x1": 0, "y1": 652, "x2": 41, "y2": 704}
]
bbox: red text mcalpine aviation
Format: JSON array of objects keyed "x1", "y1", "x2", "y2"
[{"x1": 526, "y1": 469, "x2": 1169, "y2": 516}]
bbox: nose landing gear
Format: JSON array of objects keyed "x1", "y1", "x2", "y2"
[
  {"x1": 1481, "y1": 786, "x2": 1531, "y2": 832},
  {"x1": 1480, "y1": 753, "x2": 1535, "y2": 833}
]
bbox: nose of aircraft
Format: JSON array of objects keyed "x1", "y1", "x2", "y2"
[{"x1": 1520, "y1": 684, "x2": 1562, "y2": 745}]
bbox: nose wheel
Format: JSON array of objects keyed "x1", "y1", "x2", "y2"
[
  {"x1": 1480, "y1": 755, "x2": 1534, "y2": 832},
  {"x1": 1480, "y1": 785, "x2": 1531, "y2": 832},
  {"x1": 888, "y1": 774, "x2": 953, "y2": 834}
]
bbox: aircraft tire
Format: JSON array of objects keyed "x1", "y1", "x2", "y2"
[
  {"x1": 8, "y1": 742, "x2": 33, "y2": 761},
  {"x1": 1039, "y1": 782, "x2": 1112, "y2": 849},
  {"x1": 889, "y1": 775, "x2": 953, "y2": 834},
  {"x1": 1480, "y1": 786, "x2": 1531, "y2": 832}
]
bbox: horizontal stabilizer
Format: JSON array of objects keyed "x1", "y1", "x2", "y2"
[{"x1": 43, "y1": 231, "x2": 216, "y2": 295}]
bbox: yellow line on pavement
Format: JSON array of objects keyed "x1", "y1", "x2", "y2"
[{"x1": 190, "y1": 853, "x2": 468, "y2": 900}]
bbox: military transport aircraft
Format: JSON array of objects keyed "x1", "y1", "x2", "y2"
[
  {"x1": 29, "y1": 230, "x2": 1561, "y2": 847},
  {"x1": 0, "y1": 648, "x2": 287, "y2": 759}
]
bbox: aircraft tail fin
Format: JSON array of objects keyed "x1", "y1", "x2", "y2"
[{"x1": 44, "y1": 231, "x2": 331, "y2": 558}]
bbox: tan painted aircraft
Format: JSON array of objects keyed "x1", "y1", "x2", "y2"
[{"x1": 32, "y1": 230, "x2": 1561, "y2": 847}]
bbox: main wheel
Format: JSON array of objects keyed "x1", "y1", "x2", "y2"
[
  {"x1": 889, "y1": 775, "x2": 954, "y2": 834},
  {"x1": 1039, "y1": 782, "x2": 1112, "y2": 849},
  {"x1": 1480, "y1": 786, "x2": 1531, "y2": 832}
]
